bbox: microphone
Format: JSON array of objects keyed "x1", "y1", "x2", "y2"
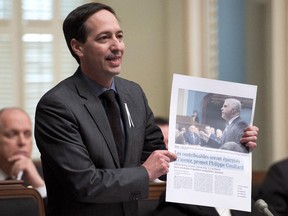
[{"x1": 255, "y1": 199, "x2": 274, "y2": 216}]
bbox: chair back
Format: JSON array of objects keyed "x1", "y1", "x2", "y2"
[{"x1": 0, "y1": 180, "x2": 45, "y2": 216}]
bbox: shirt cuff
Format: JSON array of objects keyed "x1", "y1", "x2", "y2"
[{"x1": 36, "y1": 185, "x2": 47, "y2": 198}]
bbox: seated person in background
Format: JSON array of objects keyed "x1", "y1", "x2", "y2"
[
  {"x1": 257, "y1": 158, "x2": 288, "y2": 216},
  {"x1": 155, "y1": 117, "x2": 169, "y2": 149},
  {"x1": 215, "y1": 129, "x2": 223, "y2": 142},
  {"x1": 199, "y1": 125, "x2": 221, "y2": 148},
  {"x1": 183, "y1": 125, "x2": 202, "y2": 145},
  {"x1": 0, "y1": 107, "x2": 46, "y2": 199},
  {"x1": 192, "y1": 110, "x2": 199, "y2": 123}
]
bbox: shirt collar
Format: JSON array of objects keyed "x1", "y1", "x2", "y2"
[
  {"x1": 228, "y1": 115, "x2": 239, "y2": 125},
  {"x1": 0, "y1": 168, "x2": 23, "y2": 180},
  {"x1": 81, "y1": 72, "x2": 117, "y2": 97}
]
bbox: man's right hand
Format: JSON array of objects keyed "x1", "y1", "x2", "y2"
[
  {"x1": 8, "y1": 154, "x2": 45, "y2": 188},
  {"x1": 142, "y1": 150, "x2": 177, "y2": 181}
]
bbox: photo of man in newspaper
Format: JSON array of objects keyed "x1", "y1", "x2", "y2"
[
  {"x1": 175, "y1": 90, "x2": 253, "y2": 154},
  {"x1": 167, "y1": 75, "x2": 257, "y2": 212}
]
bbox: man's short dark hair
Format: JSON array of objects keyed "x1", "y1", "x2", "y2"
[{"x1": 63, "y1": 2, "x2": 116, "y2": 64}]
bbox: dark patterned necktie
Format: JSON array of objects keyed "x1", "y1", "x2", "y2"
[{"x1": 101, "y1": 90, "x2": 124, "y2": 166}]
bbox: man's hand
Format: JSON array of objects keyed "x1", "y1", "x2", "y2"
[
  {"x1": 8, "y1": 155, "x2": 45, "y2": 188},
  {"x1": 240, "y1": 125, "x2": 259, "y2": 151},
  {"x1": 142, "y1": 150, "x2": 177, "y2": 182}
]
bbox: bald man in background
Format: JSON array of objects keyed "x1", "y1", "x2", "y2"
[{"x1": 0, "y1": 107, "x2": 46, "y2": 198}]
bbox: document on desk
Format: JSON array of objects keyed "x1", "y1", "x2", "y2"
[{"x1": 166, "y1": 74, "x2": 257, "y2": 212}]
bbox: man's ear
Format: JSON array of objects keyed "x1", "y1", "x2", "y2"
[
  {"x1": 71, "y1": 39, "x2": 83, "y2": 57},
  {"x1": 231, "y1": 108, "x2": 238, "y2": 115}
]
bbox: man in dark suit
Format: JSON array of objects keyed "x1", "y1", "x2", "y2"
[
  {"x1": 34, "y1": 3, "x2": 259, "y2": 216},
  {"x1": 34, "y1": 3, "x2": 177, "y2": 216},
  {"x1": 199, "y1": 98, "x2": 249, "y2": 153},
  {"x1": 0, "y1": 107, "x2": 46, "y2": 198},
  {"x1": 183, "y1": 125, "x2": 202, "y2": 145},
  {"x1": 257, "y1": 159, "x2": 288, "y2": 216},
  {"x1": 220, "y1": 98, "x2": 249, "y2": 153},
  {"x1": 199, "y1": 99, "x2": 249, "y2": 152}
]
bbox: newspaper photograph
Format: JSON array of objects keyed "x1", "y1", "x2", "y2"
[{"x1": 166, "y1": 74, "x2": 257, "y2": 212}]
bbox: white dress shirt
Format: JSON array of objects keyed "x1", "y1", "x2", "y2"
[
  {"x1": 0, "y1": 168, "x2": 47, "y2": 198},
  {"x1": 216, "y1": 207, "x2": 232, "y2": 216}
]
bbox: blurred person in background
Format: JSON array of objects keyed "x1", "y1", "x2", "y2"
[
  {"x1": 34, "y1": 3, "x2": 176, "y2": 216},
  {"x1": 0, "y1": 107, "x2": 46, "y2": 199},
  {"x1": 155, "y1": 117, "x2": 169, "y2": 149},
  {"x1": 257, "y1": 158, "x2": 288, "y2": 216}
]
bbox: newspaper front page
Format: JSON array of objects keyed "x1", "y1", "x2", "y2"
[{"x1": 166, "y1": 74, "x2": 257, "y2": 212}]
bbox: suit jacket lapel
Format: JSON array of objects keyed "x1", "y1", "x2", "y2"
[{"x1": 72, "y1": 69, "x2": 121, "y2": 167}]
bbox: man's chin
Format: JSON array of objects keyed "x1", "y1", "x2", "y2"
[{"x1": 109, "y1": 70, "x2": 121, "y2": 76}]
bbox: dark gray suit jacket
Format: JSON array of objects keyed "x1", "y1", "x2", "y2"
[
  {"x1": 202, "y1": 117, "x2": 248, "y2": 152},
  {"x1": 35, "y1": 68, "x2": 166, "y2": 216},
  {"x1": 221, "y1": 116, "x2": 248, "y2": 145},
  {"x1": 220, "y1": 116, "x2": 248, "y2": 153}
]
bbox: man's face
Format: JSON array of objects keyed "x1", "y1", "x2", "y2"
[
  {"x1": 189, "y1": 125, "x2": 196, "y2": 133},
  {"x1": 221, "y1": 100, "x2": 234, "y2": 121},
  {"x1": 205, "y1": 126, "x2": 211, "y2": 134},
  {"x1": 75, "y1": 9, "x2": 125, "y2": 82},
  {"x1": 0, "y1": 109, "x2": 32, "y2": 163}
]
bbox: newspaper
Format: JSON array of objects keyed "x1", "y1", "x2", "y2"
[{"x1": 166, "y1": 74, "x2": 257, "y2": 212}]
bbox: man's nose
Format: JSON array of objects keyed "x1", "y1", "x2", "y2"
[
  {"x1": 110, "y1": 37, "x2": 123, "y2": 50},
  {"x1": 18, "y1": 133, "x2": 28, "y2": 146}
]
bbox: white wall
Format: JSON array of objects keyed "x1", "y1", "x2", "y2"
[{"x1": 97, "y1": 0, "x2": 186, "y2": 117}]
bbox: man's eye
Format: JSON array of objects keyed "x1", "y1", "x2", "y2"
[
  {"x1": 24, "y1": 131, "x2": 32, "y2": 139},
  {"x1": 5, "y1": 132, "x2": 16, "y2": 138},
  {"x1": 98, "y1": 36, "x2": 109, "y2": 42},
  {"x1": 117, "y1": 34, "x2": 123, "y2": 40}
]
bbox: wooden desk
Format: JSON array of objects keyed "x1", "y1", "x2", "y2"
[{"x1": 148, "y1": 182, "x2": 166, "y2": 200}]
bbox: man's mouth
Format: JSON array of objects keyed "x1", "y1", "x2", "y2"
[
  {"x1": 15, "y1": 151, "x2": 28, "y2": 157},
  {"x1": 106, "y1": 55, "x2": 122, "y2": 66},
  {"x1": 106, "y1": 55, "x2": 121, "y2": 60}
]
